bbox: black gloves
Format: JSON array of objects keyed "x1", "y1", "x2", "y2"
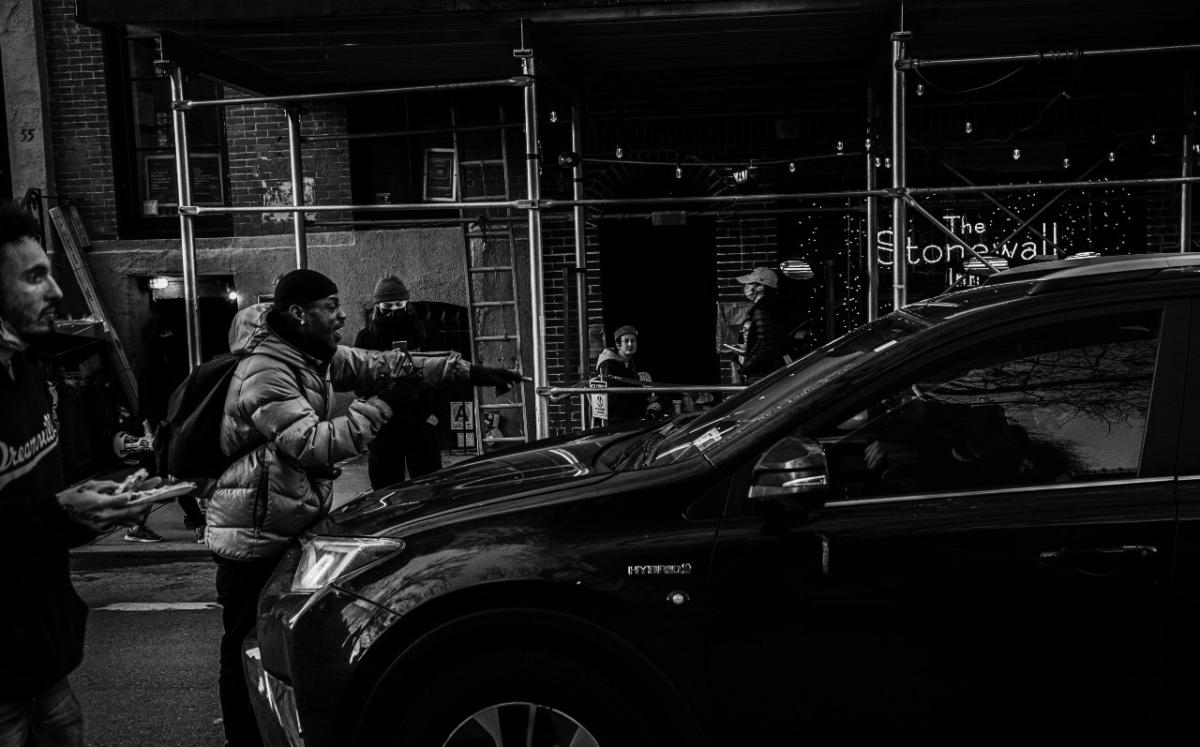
[{"x1": 469, "y1": 364, "x2": 525, "y2": 395}]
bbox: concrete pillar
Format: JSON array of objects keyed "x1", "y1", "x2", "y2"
[{"x1": 1, "y1": 0, "x2": 56, "y2": 208}]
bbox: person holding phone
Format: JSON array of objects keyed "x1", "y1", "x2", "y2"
[{"x1": 353, "y1": 275, "x2": 442, "y2": 488}]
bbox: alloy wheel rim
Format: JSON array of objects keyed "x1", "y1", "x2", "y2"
[{"x1": 442, "y1": 701, "x2": 600, "y2": 747}]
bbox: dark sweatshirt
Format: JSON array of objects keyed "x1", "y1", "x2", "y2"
[{"x1": 0, "y1": 325, "x2": 96, "y2": 699}]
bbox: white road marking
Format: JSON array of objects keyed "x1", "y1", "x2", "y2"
[{"x1": 94, "y1": 602, "x2": 220, "y2": 612}]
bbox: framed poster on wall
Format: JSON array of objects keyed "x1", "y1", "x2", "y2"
[
  {"x1": 143, "y1": 153, "x2": 225, "y2": 213},
  {"x1": 423, "y1": 147, "x2": 458, "y2": 202}
]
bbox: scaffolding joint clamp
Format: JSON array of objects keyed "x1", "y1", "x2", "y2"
[
  {"x1": 513, "y1": 48, "x2": 533, "y2": 59},
  {"x1": 516, "y1": 199, "x2": 540, "y2": 210},
  {"x1": 178, "y1": 205, "x2": 200, "y2": 216}
]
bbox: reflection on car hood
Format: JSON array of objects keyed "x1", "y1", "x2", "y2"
[{"x1": 321, "y1": 430, "x2": 627, "y2": 536}]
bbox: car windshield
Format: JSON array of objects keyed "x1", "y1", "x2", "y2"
[{"x1": 645, "y1": 309, "x2": 939, "y2": 466}]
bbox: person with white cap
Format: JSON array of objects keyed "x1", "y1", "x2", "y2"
[{"x1": 735, "y1": 266, "x2": 788, "y2": 381}]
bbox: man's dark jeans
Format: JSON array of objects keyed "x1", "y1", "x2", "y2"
[
  {"x1": 214, "y1": 554, "x2": 281, "y2": 747},
  {"x1": 0, "y1": 677, "x2": 84, "y2": 746}
]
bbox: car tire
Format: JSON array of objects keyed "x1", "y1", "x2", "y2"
[{"x1": 386, "y1": 647, "x2": 658, "y2": 747}]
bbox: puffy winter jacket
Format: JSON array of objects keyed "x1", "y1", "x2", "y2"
[{"x1": 206, "y1": 304, "x2": 470, "y2": 560}]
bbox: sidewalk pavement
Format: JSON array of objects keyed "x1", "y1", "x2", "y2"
[{"x1": 72, "y1": 453, "x2": 378, "y2": 559}]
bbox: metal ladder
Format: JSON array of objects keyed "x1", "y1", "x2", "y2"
[{"x1": 453, "y1": 105, "x2": 531, "y2": 452}]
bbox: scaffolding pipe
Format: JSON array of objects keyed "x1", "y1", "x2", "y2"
[
  {"x1": 305, "y1": 122, "x2": 524, "y2": 143},
  {"x1": 520, "y1": 51, "x2": 549, "y2": 439},
  {"x1": 177, "y1": 77, "x2": 530, "y2": 110},
  {"x1": 177, "y1": 172, "x2": 1200, "y2": 218},
  {"x1": 891, "y1": 31, "x2": 910, "y2": 309},
  {"x1": 570, "y1": 99, "x2": 590, "y2": 428},
  {"x1": 865, "y1": 87, "x2": 879, "y2": 321},
  {"x1": 1183, "y1": 71, "x2": 1195, "y2": 253},
  {"x1": 906, "y1": 175, "x2": 1200, "y2": 196},
  {"x1": 286, "y1": 107, "x2": 307, "y2": 269},
  {"x1": 168, "y1": 65, "x2": 202, "y2": 370},
  {"x1": 539, "y1": 190, "x2": 890, "y2": 208},
  {"x1": 904, "y1": 42, "x2": 1200, "y2": 70},
  {"x1": 183, "y1": 201, "x2": 522, "y2": 215},
  {"x1": 540, "y1": 385, "x2": 745, "y2": 396}
]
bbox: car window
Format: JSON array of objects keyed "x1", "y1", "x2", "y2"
[
  {"x1": 816, "y1": 309, "x2": 1161, "y2": 499},
  {"x1": 649, "y1": 311, "x2": 936, "y2": 465}
]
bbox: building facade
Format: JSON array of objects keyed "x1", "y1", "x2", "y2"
[{"x1": 4, "y1": 0, "x2": 1198, "y2": 444}]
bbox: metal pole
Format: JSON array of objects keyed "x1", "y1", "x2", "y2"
[
  {"x1": 904, "y1": 42, "x2": 1200, "y2": 70},
  {"x1": 175, "y1": 174, "x2": 1200, "y2": 218},
  {"x1": 286, "y1": 107, "x2": 308, "y2": 269},
  {"x1": 891, "y1": 31, "x2": 910, "y2": 309},
  {"x1": 540, "y1": 384, "x2": 745, "y2": 396},
  {"x1": 865, "y1": 87, "x2": 879, "y2": 321},
  {"x1": 1183, "y1": 71, "x2": 1195, "y2": 253},
  {"x1": 571, "y1": 98, "x2": 590, "y2": 428},
  {"x1": 907, "y1": 175, "x2": 1200, "y2": 196},
  {"x1": 305, "y1": 122, "x2": 524, "y2": 143},
  {"x1": 168, "y1": 65, "x2": 202, "y2": 370},
  {"x1": 519, "y1": 50, "x2": 549, "y2": 440},
  {"x1": 185, "y1": 200, "x2": 521, "y2": 215},
  {"x1": 178, "y1": 76, "x2": 531, "y2": 110}
]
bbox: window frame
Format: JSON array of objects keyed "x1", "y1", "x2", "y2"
[
  {"x1": 804, "y1": 299, "x2": 1187, "y2": 505},
  {"x1": 103, "y1": 29, "x2": 231, "y2": 239}
]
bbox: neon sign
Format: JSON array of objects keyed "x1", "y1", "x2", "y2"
[{"x1": 878, "y1": 215, "x2": 1059, "y2": 266}]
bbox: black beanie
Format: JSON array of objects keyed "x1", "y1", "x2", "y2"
[
  {"x1": 373, "y1": 275, "x2": 410, "y2": 303},
  {"x1": 274, "y1": 269, "x2": 338, "y2": 309}
]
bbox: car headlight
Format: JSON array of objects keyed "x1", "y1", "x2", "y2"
[{"x1": 291, "y1": 536, "x2": 406, "y2": 593}]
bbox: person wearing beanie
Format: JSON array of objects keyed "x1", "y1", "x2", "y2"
[
  {"x1": 735, "y1": 266, "x2": 788, "y2": 381},
  {"x1": 207, "y1": 267, "x2": 523, "y2": 746},
  {"x1": 594, "y1": 324, "x2": 661, "y2": 427},
  {"x1": 354, "y1": 274, "x2": 440, "y2": 489},
  {"x1": 373, "y1": 274, "x2": 410, "y2": 305}
]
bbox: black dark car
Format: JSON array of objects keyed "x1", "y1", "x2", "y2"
[{"x1": 246, "y1": 253, "x2": 1200, "y2": 746}]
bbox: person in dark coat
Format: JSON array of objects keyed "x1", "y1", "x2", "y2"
[
  {"x1": 353, "y1": 275, "x2": 442, "y2": 489},
  {"x1": 735, "y1": 266, "x2": 788, "y2": 382},
  {"x1": 0, "y1": 204, "x2": 150, "y2": 745},
  {"x1": 595, "y1": 324, "x2": 660, "y2": 426}
]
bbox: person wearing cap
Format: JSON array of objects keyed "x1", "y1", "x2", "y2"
[
  {"x1": 735, "y1": 266, "x2": 788, "y2": 381},
  {"x1": 595, "y1": 325, "x2": 661, "y2": 426},
  {"x1": 207, "y1": 268, "x2": 523, "y2": 747},
  {"x1": 353, "y1": 275, "x2": 441, "y2": 489}
]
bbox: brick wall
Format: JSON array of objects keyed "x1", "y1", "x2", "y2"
[
  {"x1": 224, "y1": 91, "x2": 351, "y2": 236},
  {"x1": 42, "y1": 0, "x2": 118, "y2": 239}
]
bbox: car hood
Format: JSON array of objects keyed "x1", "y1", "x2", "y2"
[{"x1": 320, "y1": 429, "x2": 637, "y2": 536}]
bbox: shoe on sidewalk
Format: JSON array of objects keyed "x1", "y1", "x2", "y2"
[{"x1": 124, "y1": 525, "x2": 164, "y2": 543}]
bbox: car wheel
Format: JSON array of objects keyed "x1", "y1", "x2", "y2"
[{"x1": 388, "y1": 648, "x2": 657, "y2": 747}]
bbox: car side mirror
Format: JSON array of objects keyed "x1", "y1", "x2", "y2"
[{"x1": 749, "y1": 436, "x2": 829, "y2": 510}]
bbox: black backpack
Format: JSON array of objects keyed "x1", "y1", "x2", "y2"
[{"x1": 153, "y1": 353, "x2": 255, "y2": 480}]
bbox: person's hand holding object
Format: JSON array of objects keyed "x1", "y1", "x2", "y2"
[
  {"x1": 55, "y1": 478, "x2": 155, "y2": 531},
  {"x1": 469, "y1": 365, "x2": 527, "y2": 395}
]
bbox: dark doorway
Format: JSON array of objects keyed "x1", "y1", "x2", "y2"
[
  {"x1": 599, "y1": 219, "x2": 719, "y2": 386},
  {"x1": 151, "y1": 298, "x2": 238, "y2": 361}
]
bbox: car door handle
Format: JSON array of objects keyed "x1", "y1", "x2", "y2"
[{"x1": 1038, "y1": 545, "x2": 1159, "y2": 575}]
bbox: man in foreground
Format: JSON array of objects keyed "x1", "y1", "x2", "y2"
[{"x1": 0, "y1": 204, "x2": 153, "y2": 746}]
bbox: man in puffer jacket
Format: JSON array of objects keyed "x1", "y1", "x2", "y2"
[{"x1": 208, "y1": 269, "x2": 522, "y2": 747}]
